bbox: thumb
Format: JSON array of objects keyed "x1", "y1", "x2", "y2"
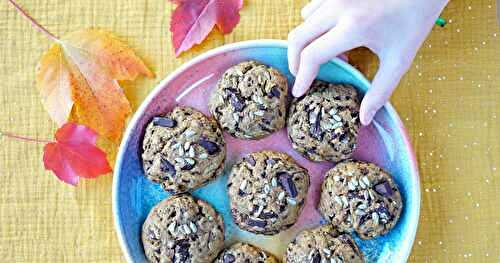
[{"x1": 360, "y1": 56, "x2": 411, "y2": 125}]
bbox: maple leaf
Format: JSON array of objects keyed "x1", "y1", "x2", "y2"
[
  {"x1": 43, "y1": 123, "x2": 112, "y2": 185},
  {"x1": 36, "y1": 29, "x2": 154, "y2": 141},
  {"x1": 170, "y1": 0, "x2": 244, "y2": 56},
  {"x1": 8, "y1": 0, "x2": 154, "y2": 141}
]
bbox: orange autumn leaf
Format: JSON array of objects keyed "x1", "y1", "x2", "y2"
[
  {"x1": 36, "y1": 45, "x2": 75, "y2": 126},
  {"x1": 36, "y1": 29, "x2": 154, "y2": 141}
]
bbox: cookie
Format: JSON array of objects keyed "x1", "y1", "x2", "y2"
[
  {"x1": 142, "y1": 106, "x2": 226, "y2": 193},
  {"x1": 318, "y1": 160, "x2": 403, "y2": 239},
  {"x1": 209, "y1": 60, "x2": 288, "y2": 139},
  {"x1": 227, "y1": 150, "x2": 310, "y2": 235},
  {"x1": 287, "y1": 80, "x2": 360, "y2": 162},
  {"x1": 284, "y1": 224, "x2": 364, "y2": 263},
  {"x1": 142, "y1": 194, "x2": 225, "y2": 263},
  {"x1": 215, "y1": 242, "x2": 279, "y2": 263}
]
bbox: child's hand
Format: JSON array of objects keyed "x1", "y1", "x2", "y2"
[{"x1": 288, "y1": 0, "x2": 448, "y2": 125}]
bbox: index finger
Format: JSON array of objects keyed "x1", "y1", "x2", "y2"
[{"x1": 292, "y1": 24, "x2": 359, "y2": 97}]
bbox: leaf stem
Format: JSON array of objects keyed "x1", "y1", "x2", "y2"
[
  {"x1": 7, "y1": 0, "x2": 60, "y2": 42},
  {"x1": 0, "y1": 131, "x2": 52, "y2": 144}
]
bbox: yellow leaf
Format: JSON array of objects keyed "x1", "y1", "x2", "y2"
[
  {"x1": 36, "y1": 45, "x2": 75, "y2": 126},
  {"x1": 36, "y1": 29, "x2": 153, "y2": 141},
  {"x1": 63, "y1": 30, "x2": 154, "y2": 80}
]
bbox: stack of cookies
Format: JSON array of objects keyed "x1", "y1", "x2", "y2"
[{"x1": 140, "y1": 60, "x2": 403, "y2": 263}]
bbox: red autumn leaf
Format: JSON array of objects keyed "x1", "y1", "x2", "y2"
[
  {"x1": 170, "y1": 0, "x2": 243, "y2": 56},
  {"x1": 43, "y1": 123, "x2": 112, "y2": 185}
]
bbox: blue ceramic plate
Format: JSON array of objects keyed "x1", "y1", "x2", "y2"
[{"x1": 113, "y1": 40, "x2": 420, "y2": 263}]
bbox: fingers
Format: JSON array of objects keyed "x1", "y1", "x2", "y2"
[
  {"x1": 301, "y1": 0, "x2": 326, "y2": 19},
  {"x1": 287, "y1": 12, "x2": 337, "y2": 75},
  {"x1": 359, "y1": 56, "x2": 412, "y2": 125},
  {"x1": 292, "y1": 24, "x2": 359, "y2": 97}
]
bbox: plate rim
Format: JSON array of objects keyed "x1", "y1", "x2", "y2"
[{"x1": 112, "y1": 39, "x2": 421, "y2": 263}]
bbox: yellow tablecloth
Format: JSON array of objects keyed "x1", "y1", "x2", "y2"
[{"x1": 0, "y1": 0, "x2": 498, "y2": 262}]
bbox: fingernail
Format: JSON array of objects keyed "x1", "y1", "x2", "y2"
[
  {"x1": 292, "y1": 88, "x2": 304, "y2": 98},
  {"x1": 362, "y1": 110, "x2": 376, "y2": 126},
  {"x1": 289, "y1": 65, "x2": 298, "y2": 76}
]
